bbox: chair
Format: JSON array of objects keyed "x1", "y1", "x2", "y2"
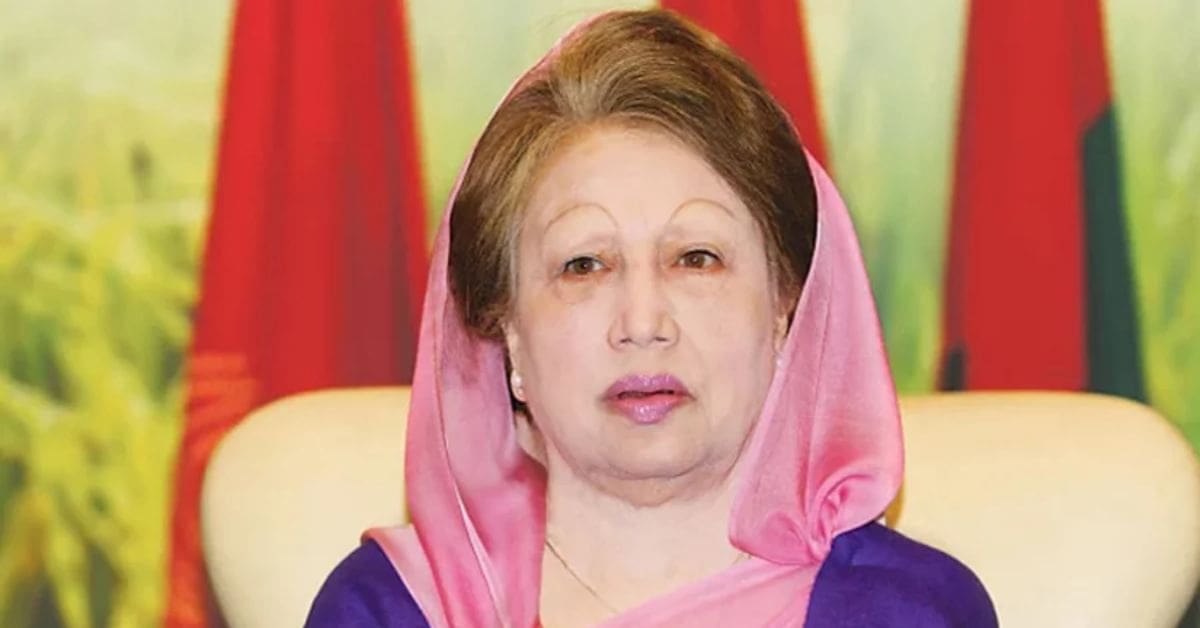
[{"x1": 202, "y1": 388, "x2": 1200, "y2": 627}]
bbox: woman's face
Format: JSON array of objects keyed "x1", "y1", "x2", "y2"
[{"x1": 505, "y1": 124, "x2": 789, "y2": 505}]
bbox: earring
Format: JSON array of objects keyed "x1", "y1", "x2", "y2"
[{"x1": 510, "y1": 372, "x2": 525, "y2": 402}]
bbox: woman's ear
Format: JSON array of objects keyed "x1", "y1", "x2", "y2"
[
  {"x1": 503, "y1": 319, "x2": 529, "y2": 402},
  {"x1": 502, "y1": 319, "x2": 545, "y2": 465},
  {"x1": 502, "y1": 319, "x2": 522, "y2": 374},
  {"x1": 773, "y1": 311, "x2": 788, "y2": 356},
  {"x1": 772, "y1": 292, "x2": 793, "y2": 356}
]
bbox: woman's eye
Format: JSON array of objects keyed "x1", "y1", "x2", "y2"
[
  {"x1": 563, "y1": 256, "x2": 605, "y2": 276},
  {"x1": 678, "y1": 249, "x2": 720, "y2": 269}
]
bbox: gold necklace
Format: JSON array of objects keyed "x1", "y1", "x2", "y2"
[
  {"x1": 542, "y1": 536, "x2": 750, "y2": 615},
  {"x1": 544, "y1": 535, "x2": 620, "y2": 613}
]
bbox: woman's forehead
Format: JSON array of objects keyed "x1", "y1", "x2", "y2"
[{"x1": 522, "y1": 125, "x2": 751, "y2": 236}]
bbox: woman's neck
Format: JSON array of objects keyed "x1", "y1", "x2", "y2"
[{"x1": 539, "y1": 459, "x2": 745, "y2": 626}]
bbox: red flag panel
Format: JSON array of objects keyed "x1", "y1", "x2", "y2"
[
  {"x1": 164, "y1": 0, "x2": 427, "y2": 624},
  {"x1": 941, "y1": 0, "x2": 1121, "y2": 390}
]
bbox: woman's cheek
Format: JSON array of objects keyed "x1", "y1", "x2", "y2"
[
  {"x1": 665, "y1": 268, "x2": 754, "y2": 326},
  {"x1": 674, "y1": 280, "x2": 774, "y2": 348},
  {"x1": 530, "y1": 289, "x2": 609, "y2": 354},
  {"x1": 548, "y1": 269, "x2": 614, "y2": 305}
]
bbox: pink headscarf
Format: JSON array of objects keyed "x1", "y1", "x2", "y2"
[{"x1": 367, "y1": 13, "x2": 903, "y2": 627}]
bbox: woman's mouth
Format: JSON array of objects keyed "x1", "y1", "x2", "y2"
[{"x1": 603, "y1": 373, "x2": 692, "y2": 424}]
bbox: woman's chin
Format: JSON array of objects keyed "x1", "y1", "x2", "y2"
[{"x1": 593, "y1": 439, "x2": 724, "y2": 498}]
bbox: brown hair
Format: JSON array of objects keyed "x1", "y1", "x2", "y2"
[{"x1": 449, "y1": 9, "x2": 817, "y2": 339}]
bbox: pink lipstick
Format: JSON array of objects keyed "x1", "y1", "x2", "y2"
[{"x1": 603, "y1": 373, "x2": 692, "y2": 425}]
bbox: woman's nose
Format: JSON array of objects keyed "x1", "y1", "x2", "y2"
[{"x1": 608, "y1": 264, "x2": 679, "y2": 349}]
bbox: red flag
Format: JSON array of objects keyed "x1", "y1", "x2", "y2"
[
  {"x1": 661, "y1": 0, "x2": 830, "y2": 167},
  {"x1": 164, "y1": 0, "x2": 428, "y2": 624},
  {"x1": 940, "y1": 0, "x2": 1143, "y2": 396}
]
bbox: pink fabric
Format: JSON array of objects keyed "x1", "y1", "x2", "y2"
[{"x1": 367, "y1": 14, "x2": 903, "y2": 628}]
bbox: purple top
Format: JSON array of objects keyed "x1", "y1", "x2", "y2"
[{"x1": 305, "y1": 522, "x2": 997, "y2": 627}]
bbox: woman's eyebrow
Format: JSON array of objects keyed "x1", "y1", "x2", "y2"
[
  {"x1": 542, "y1": 202, "x2": 617, "y2": 236},
  {"x1": 669, "y1": 198, "x2": 738, "y2": 223}
]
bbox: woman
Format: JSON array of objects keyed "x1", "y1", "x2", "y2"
[{"x1": 307, "y1": 10, "x2": 996, "y2": 627}]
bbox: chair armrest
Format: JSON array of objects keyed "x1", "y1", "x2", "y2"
[
  {"x1": 890, "y1": 391, "x2": 1200, "y2": 628},
  {"x1": 201, "y1": 387, "x2": 411, "y2": 628}
]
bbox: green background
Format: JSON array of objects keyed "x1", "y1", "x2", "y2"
[{"x1": 1, "y1": 0, "x2": 1196, "y2": 625}]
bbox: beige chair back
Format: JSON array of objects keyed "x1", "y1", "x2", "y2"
[{"x1": 202, "y1": 388, "x2": 1200, "y2": 627}]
